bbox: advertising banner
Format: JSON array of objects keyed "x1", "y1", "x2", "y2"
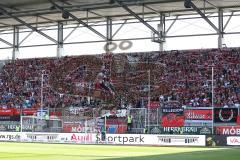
[
  {"x1": 162, "y1": 108, "x2": 184, "y2": 127},
  {"x1": 150, "y1": 126, "x2": 212, "y2": 135},
  {"x1": 21, "y1": 132, "x2": 97, "y2": 144},
  {"x1": 22, "y1": 109, "x2": 38, "y2": 116},
  {"x1": 207, "y1": 135, "x2": 240, "y2": 146},
  {"x1": 0, "y1": 132, "x2": 21, "y2": 141},
  {"x1": 0, "y1": 115, "x2": 20, "y2": 121},
  {"x1": 154, "y1": 135, "x2": 205, "y2": 146},
  {"x1": 227, "y1": 137, "x2": 240, "y2": 146},
  {"x1": 63, "y1": 122, "x2": 97, "y2": 133},
  {"x1": 184, "y1": 120, "x2": 212, "y2": 126},
  {"x1": 63, "y1": 124, "x2": 86, "y2": 133},
  {"x1": 184, "y1": 109, "x2": 212, "y2": 120},
  {"x1": 103, "y1": 134, "x2": 205, "y2": 146},
  {"x1": 0, "y1": 123, "x2": 19, "y2": 131},
  {"x1": 0, "y1": 132, "x2": 205, "y2": 146},
  {"x1": 0, "y1": 109, "x2": 15, "y2": 116},
  {"x1": 214, "y1": 108, "x2": 238, "y2": 123},
  {"x1": 215, "y1": 126, "x2": 240, "y2": 135}
]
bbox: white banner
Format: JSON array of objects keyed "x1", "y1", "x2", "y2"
[
  {"x1": 21, "y1": 132, "x2": 97, "y2": 144},
  {"x1": 103, "y1": 134, "x2": 205, "y2": 146},
  {"x1": 0, "y1": 132, "x2": 21, "y2": 141},
  {"x1": 0, "y1": 132, "x2": 205, "y2": 146},
  {"x1": 227, "y1": 137, "x2": 240, "y2": 146}
]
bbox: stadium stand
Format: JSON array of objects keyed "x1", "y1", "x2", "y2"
[{"x1": 0, "y1": 48, "x2": 239, "y2": 111}]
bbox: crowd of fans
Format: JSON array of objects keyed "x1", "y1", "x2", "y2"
[{"x1": 0, "y1": 48, "x2": 239, "y2": 113}]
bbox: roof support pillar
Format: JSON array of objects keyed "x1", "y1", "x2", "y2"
[
  {"x1": 218, "y1": 8, "x2": 224, "y2": 48},
  {"x1": 12, "y1": 26, "x2": 19, "y2": 60},
  {"x1": 106, "y1": 17, "x2": 113, "y2": 53},
  {"x1": 57, "y1": 22, "x2": 64, "y2": 57},
  {"x1": 159, "y1": 13, "x2": 165, "y2": 51}
]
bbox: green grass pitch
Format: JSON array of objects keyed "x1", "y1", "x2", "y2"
[{"x1": 0, "y1": 142, "x2": 239, "y2": 160}]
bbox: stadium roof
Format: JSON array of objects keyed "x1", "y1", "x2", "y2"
[{"x1": 0, "y1": 0, "x2": 240, "y2": 29}]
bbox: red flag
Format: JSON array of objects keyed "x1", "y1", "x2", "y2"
[{"x1": 162, "y1": 113, "x2": 184, "y2": 127}]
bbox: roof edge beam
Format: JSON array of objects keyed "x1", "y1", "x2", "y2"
[
  {"x1": 166, "y1": 16, "x2": 178, "y2": 34},
  {"x1": 49, "y1": 0, "x2": 106, "y2": 40},
  {"x1": 114, "y1": 0, "x2": 159, "y2": 35},
  {"x1": 112, "y1": 19, "x2": 127, "y2": 38},
  {"x1": 224, "y1": 12, "x2": 234, "y2": 31},
  {"x1": 0, "y1": 37, "x2": 12, "y2": 47},
  {"x1": 63, "y1": 24, "x2": 80, "y2": 42},
  {"x1": 186, "y1": 0, "x2": 220, "y2": 34},
  {"x1": 0, "y1": 6, "x2": 58, "y2": 44}
]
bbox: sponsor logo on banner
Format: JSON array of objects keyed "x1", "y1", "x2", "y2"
[
  {"x1": 0, "y1": 125, "x2": 6, "y2": 131},
  {"x1": 0, "y1": 124, "x2": 19, "y2": 131},
  {"x1": 150, "y1": 127, "x2": 162, "y2": 134},
  {"x1": 199, "y1": 127, "x2": 212, "y2": 134},
  {"x1": 156, "y1": 135, "x2": 205, "y2": 146},
  {"x1": 63, "y1": 123, "x2": 97, "y2": 133},
  {"x1": 22, "y1": 133, "x2": 59, "y2": 142},
  {"x1": 214, "y1": 108, "x2": 238, "y2": 123},
  {"x1": 150, "y1": 126, "x2": 212, "y2": 135},
  {"x1": 99, "y1": 134, "x2": 145, "y2": 145},
  {"x1": 227, "y1": 137, "x2": 240, "y2": 145},
  {"x1": 100, "y1": 134, "x2": 205, "y2": 146},
  {"x1": 215, "y1": 126, "x2": 240, "y2": 135},
  {"x1": 184, "y1": 109, "x2": 212, "y2": 120},
  {"x1": 63, "y1": 124, "x2": 85, "y2": 133},
  {"x1": 20, "y1": 132, "x2": 97, "y2": 144},
  {"x1": 71, "y1": 133, "x2": 93, "y2": 142},
  {"x1": 0, "y1": 132, "x2": 21, "y2": 141}
]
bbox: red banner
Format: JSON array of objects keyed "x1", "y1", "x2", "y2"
[
  {"x1": 63, "y1": 124, "x2": 86, "y2": 133},
  {"x1": 0, "y1": 109, "x2": 15, "y2": 116},
  {"x1": 215, "y1": 126, "x2": 240, "y2": 135},
  {"x1": 50, "y1": 111, "x2": 62, "y2": 117},
  {"x1": 23, "y1": 109, "x2": 37, "y2": 115},
  {"x1": 12, "y1": 108, "x2": 38, "y2": 116},
  {"x1": 184, "y1": 109, "x2": 212, "y2": 120},
  {"x1": 237, "y1": 116, "x2": 240, "y2": 125},
  {"x1": 162, "y1": 113, "x2": 184, "y2": 127}
]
